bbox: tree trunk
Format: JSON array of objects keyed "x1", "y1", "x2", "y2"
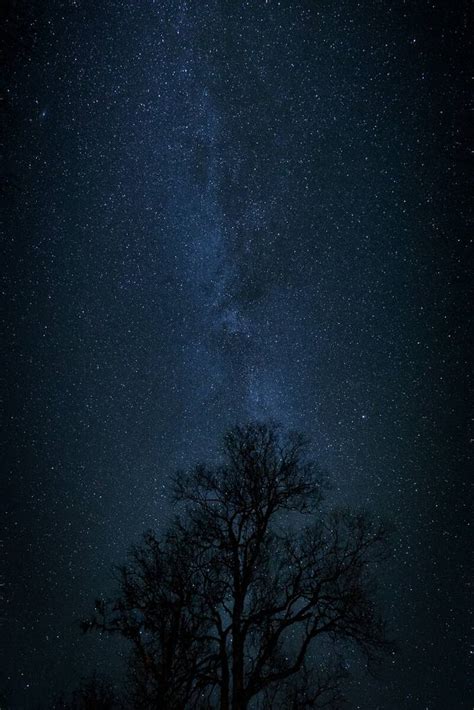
[
  {"x1": 231, "y1": 596, "x2": 246, "y2": 710},
  {"x1": 231, "y1": 633, "x2": 246, "y2": 709},
  {"x1": 220, "y1": 635, "x2": 230, "y2": 710}
]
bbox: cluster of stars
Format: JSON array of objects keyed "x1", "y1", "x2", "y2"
[{"x1": 2, "y1": 0, "x2": 469, "y2": 708}]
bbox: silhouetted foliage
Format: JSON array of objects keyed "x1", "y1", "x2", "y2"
[
  {"x1": 84, "y1": 530, "x2": 216, "y2": 709},
  {"x1": 53, "y1": 675, "x2": 119, "y2": 710},
  {"x1": 84, "y1": 423, "x2": 390, "y2": 709}
]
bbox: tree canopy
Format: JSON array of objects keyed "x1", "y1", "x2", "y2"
[{"x1": 83, "y1": 422, "x2": 390, "y2": 709}]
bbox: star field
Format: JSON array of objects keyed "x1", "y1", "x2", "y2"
[{"x1": 2, "y1": 1, "x2": 470, "y2": 708}]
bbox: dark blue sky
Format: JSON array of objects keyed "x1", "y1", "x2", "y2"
[{"x1": 2, "y1": 1, "x2": 470, "y2": 707}]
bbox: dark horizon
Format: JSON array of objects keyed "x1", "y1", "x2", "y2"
[{"x1": 2, "y1": 1, "x2": 471, "y2": 708}]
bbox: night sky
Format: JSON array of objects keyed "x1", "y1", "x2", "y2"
[{"x1": 2, "y1": 1, "x2": 471, "y2": 708}]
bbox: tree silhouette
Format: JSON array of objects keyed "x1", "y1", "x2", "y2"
[
  {"x1": 84, "y1": 530, "x2": 216, "y2": 709},
  {"x1": 85, "y1": 423, "x2": 390, "y2": 709},
  {"x1": 53, "y1": 675, "x2": 118, "y2": 710}
]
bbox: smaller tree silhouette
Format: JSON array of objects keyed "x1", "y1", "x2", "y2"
[
  {"x1": 83, "y1": 530, "x2": 216, "y2": 709},
  {"x1": 53, "y1": 675, "x2": 118, "y2": 710},
  {"x1": 85, "y1": 422, "x2": 390, "y2": 709}
]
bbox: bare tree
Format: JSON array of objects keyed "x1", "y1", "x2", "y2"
[
  {"x1": 174, "y1": 423, "x2": 389, "y2": 709},
  {"x1": 53, "y1": 675, "x2": 118, "y2": 710},
  {"x1": 83, "y1": 529, "x2": 217, "y2": 709},
  {"x1": 85, "y1": 422, "x2": 390, "y2": 709}
]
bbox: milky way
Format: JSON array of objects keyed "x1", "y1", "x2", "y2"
[{"x1": 3, "y1": 1, "x2": 470, "y2": 708}]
